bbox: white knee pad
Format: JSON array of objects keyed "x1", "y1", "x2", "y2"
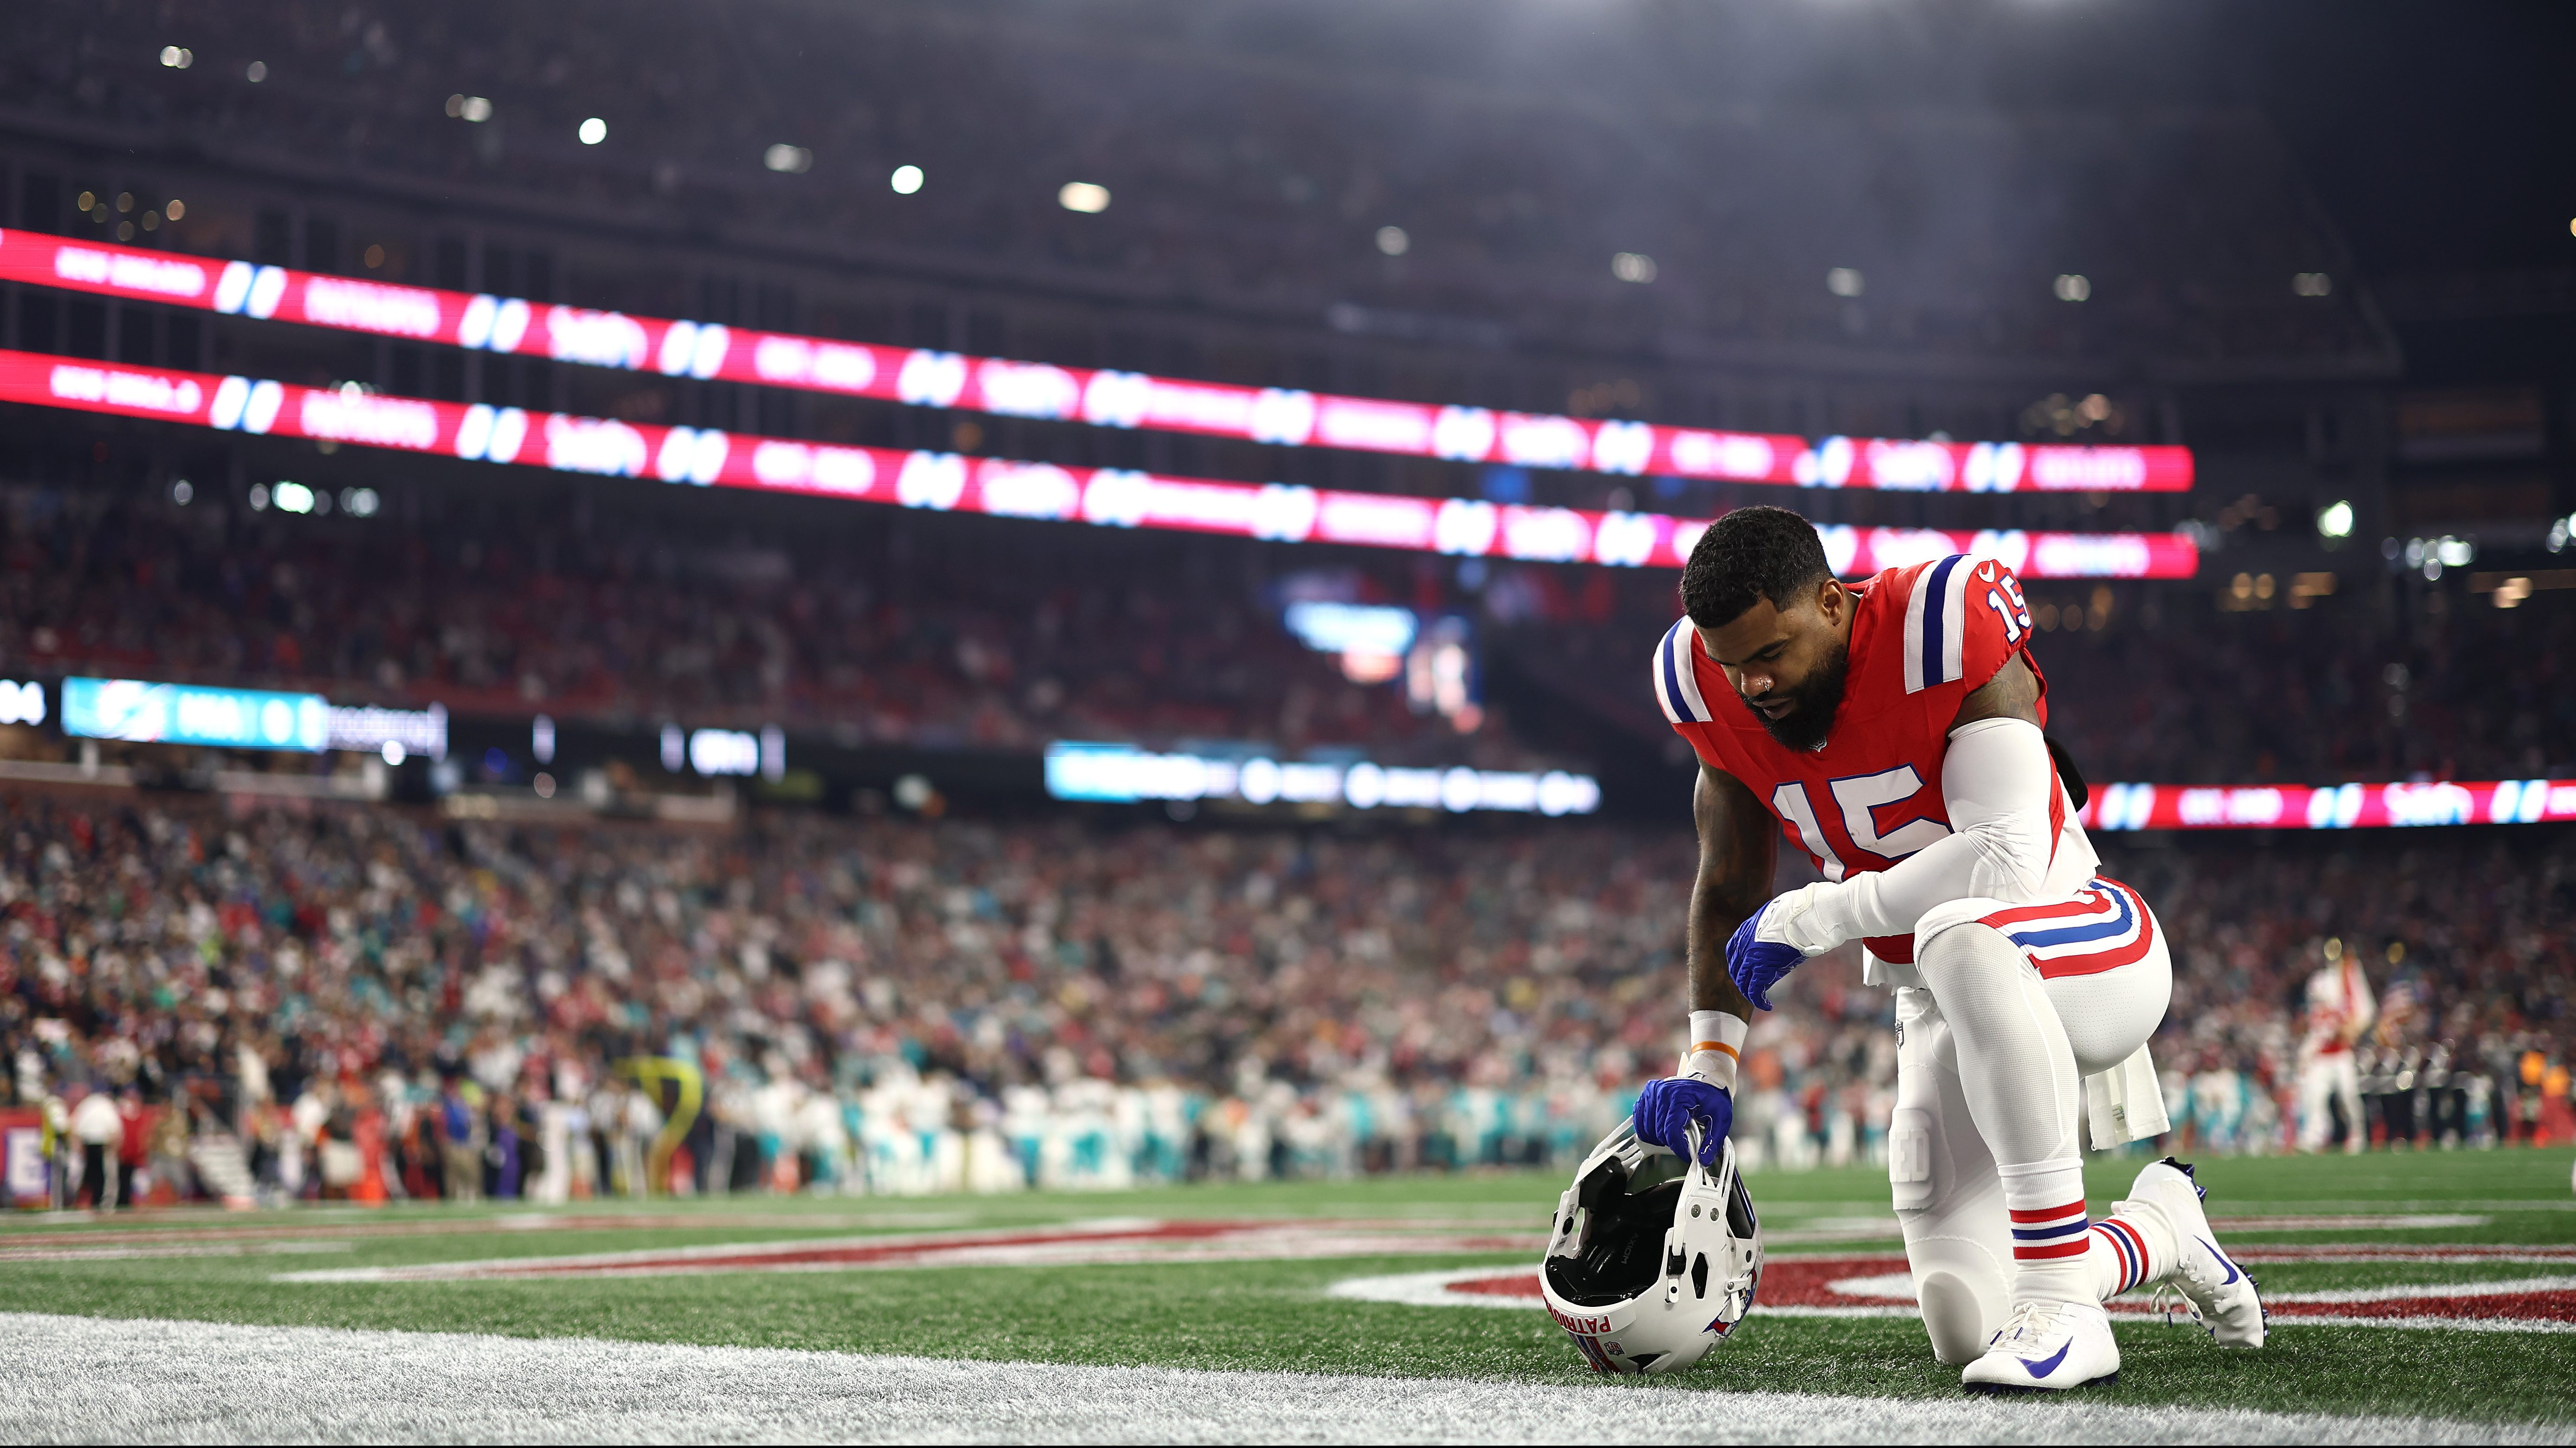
[
  {"x1": 1892, "y1": 1109, "x2": 2009, "y2": 1363},
  {"x1": 1890, "y1": 991, "x2": 2012, "y2": 1364}
]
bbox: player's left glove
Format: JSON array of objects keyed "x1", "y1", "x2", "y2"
[
  {"x1": 1632, "y1": 1075, "x2": 1732, "y2": 1166},
  {"x1": 1726, "y1": 885, "x2": 1845, "y2": 1011}
]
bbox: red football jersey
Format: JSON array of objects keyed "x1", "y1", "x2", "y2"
[{"x1": 1653, "y1": 554, "x2": 2069, "y2": 964}]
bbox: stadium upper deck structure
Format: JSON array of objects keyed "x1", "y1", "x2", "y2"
[
  {"x1": 0, "y1": 0, "x2": 2400, "y2": 515},
  {"x1": 0, "y1": 0, "x2": 2564, "y2": 818}
]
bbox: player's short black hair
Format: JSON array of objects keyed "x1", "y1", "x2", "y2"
[{"x1": 1679, "y1": 506, "x2": 1831, "y2": 628}]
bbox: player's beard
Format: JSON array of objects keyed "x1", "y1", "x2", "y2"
[{"x1": 1755, "y1": 639, "x2": 1849, "y2": 752}]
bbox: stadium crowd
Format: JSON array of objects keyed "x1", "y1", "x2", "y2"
[
  {"x1": 0, "y1": 485, "x2": 1536, "y2": 769},
  {"x1": 8, "y1": 787, "x2": 2569, "y2": 1208},
  {"x1": 2036, "y1": 592, "x2": 2576, "y2": 786},
  {"x1": 3, "y1": 482, "x2": 2571, "y2": 786}
]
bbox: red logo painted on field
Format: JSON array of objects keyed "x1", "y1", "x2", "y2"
[{"x1": 1419, "y1": 1248, "x2": 2576, "y2": 1332}]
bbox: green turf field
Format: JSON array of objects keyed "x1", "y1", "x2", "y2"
[{"x1": 2, "y1": 1149, "x2": 2570, "y2": 1437}]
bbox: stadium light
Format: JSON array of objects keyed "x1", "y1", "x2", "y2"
[
  {"x1": 578, "y1": 117, "x2": 607, "y2": 146},
  {"x1": 764, "y1": 144, "x2": 812, "y2": 174},
  {"x1": 1058, "y1": 182, "x2": 1110, "y2": 214},
  {"x1": 1375, "y1": 226, "x2": 1409, "y2": 256},
  {"x1": 446, "y1": 94, "x2": 493, "y2": 122},
  {"x1": 2054, "y1": 273, "x2": 2091, "y2": 302},
  {"x1": 890, "y1": 164, "x2": 923, "y2": 194},
  {"x1": 2317, "y1": 499, "x2": 2354, "y2": 539},
  {"x1": 159, "y1": 45, "x2": 193, "y2": 69},
  {"x1": 1826, "y1": 267, "x2": 1864, "y2": 298},
  {"x1": 2292, "y1": 272, "x2": 2333, "y2": 297},
  {"x1": 245, "y1": 60, "x2": 266, "y2": 82},
  {"x1": 1611, "y1": 252, "x2": 1657, "y2": 284}
]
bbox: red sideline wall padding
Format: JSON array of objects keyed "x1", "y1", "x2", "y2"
[
  {"x1": 2079, "y1": 779, "x2": 2576, "y2": 831},
  {"x1": 0, "y1": 350, "x2": 2201, "y2": 578},
  {"x1": 0, "y1": 229, "x2": 2194, "y2": 493}
]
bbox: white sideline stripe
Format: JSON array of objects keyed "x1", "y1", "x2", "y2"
[{"x1": 0, "y1": 1312, "x2": 2552, "y2": 1446}]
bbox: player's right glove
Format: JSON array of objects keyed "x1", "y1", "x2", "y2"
[
  {"x1": 1632, "y1": 1075, "x2": 1733, "y2": 1166},
  {"x1": 1727, "y1": 884, "x2": 1847, "y2": 1010},
  {"x1": 1726, "y1": 908, "x2": 1806, "y2": 1012}
]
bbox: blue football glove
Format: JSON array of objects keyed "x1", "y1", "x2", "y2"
[
  {"x1": 1726, "y1": 901, "x2": 1810, "y2": 1012},
  {"x1": 1632, "y1": 1075, "x2": 1733, "y2": 1166}
]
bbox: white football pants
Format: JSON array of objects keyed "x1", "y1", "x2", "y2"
[
  {"x1": 2298, "y1": 1052, "x2": 2365, "y2": 1154},
  {"x1": 1886, "y1": 892, "x2": 2173, "y2": 1364}
]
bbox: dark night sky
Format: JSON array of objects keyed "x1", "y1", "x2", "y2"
[
  {"x1": 2228, "y1": 2, "x2": 2576, "y2": 278},
  {"x1": 1029, "y1": 0, "x2": 2576, "y2": 283}
]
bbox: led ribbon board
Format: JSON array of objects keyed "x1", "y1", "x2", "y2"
[
  {"x1": 0, "y1": 350, "x2": 2202, "y2": 578},
  {"x1": 2081, "y1": 779, "x2": 2576, "y2": 831},
  {"x1": 61, "y1": 677, "x2": 329, "y2": 751},
  {"x1": 0, "y1": 229, "x2": 2193, "y2": 493},
  {"x1": 1044, "y1": 742, "x2": 1602, "y2": 815}
]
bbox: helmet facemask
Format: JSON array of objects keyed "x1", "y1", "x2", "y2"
[{"x1": 1539, "y1": 1123, "x2": 1763, "y2": 1374}]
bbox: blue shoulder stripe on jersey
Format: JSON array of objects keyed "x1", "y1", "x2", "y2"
[
  {"x1": 1659, "y1": 619, "x2": 1707, "y2": 723},
  {"x1": 1920, "y1": 554, "x2": 1963, "y2": 688},
  {"x1": 2004, "y1": 884, "x2": 2136, "y2": 950}
]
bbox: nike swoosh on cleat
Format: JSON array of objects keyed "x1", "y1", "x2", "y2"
[
  {"x1": 2198, "y1": 1238, "x2": 2240, "y2": 1285},
  {"x1": 2023, "y1": 1341, "x2": 2072, "y2": 1379}
]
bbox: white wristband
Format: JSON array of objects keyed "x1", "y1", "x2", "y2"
[{"x1": 1681, "y1": 1009, "x2": 1748, "y2": 1092}]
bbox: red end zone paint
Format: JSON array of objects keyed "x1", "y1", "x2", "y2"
[{"x1": 1405, "y1": 1251, "x2": 2576, "y2": 1331}]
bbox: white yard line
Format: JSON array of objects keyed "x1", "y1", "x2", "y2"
[
  {"x1": 0, "y1": 1241, "x2": 355, "y2": 1263},
  {"x1": 2268, "y1": 1275, "x2": 2576, "y2": 1305},
  {"x1": 270, "y1": 1220, "x2": 1543, "y2": 1283},
  {"x1": 0, "y1": 1312, "x2": 2557, "y2": 1446}
]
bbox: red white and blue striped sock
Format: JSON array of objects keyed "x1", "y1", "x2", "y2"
[
  {"x1": 2087, "y1": 1209, "x2": 2174, "y2": 1300},
  {"x1": 2000, "y1": 1161, "x2": 2093, "y2": 1305},
  {"x1": 2090, "y1": 1216, "x2": 2154, "y2": 1297}
]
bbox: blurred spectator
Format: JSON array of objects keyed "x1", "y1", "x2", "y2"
[
  {"x1": 0, "y1": 485, "x2": 1547, "y2": 770},
  {"x1": 2297, "y1": 939, "x2": 2377, "y2": 1153},
  {"x1": 4, "y1": 484, "x2": 2569, "y2": 784},
  {"x1": 0, "y1": 783, "x2": 2565, "y2": 1206},
  {"x1": 66, "y1": 1084, "x2": 120, "y2": 1208}
]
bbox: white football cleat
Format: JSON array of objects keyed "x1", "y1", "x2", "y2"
[
  {"x1": 1960, "y1": 1299, "x2": 2120, "y2": 1394},
  {"x1": 2124, "y1": 1157, "x2": 2266, "y2": 1348}
]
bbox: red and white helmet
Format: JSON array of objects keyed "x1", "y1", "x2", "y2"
[{"x1": 1539, "y1": 1120, "x2": 1762, "y2": 1374}]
